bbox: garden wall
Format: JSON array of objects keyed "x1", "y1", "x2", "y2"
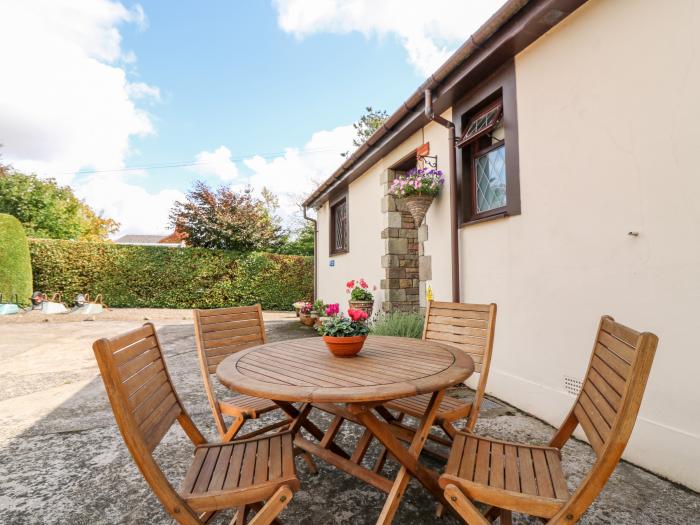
[{"x1": 29, "y1": 239, "x2": 312, "y2": 310}]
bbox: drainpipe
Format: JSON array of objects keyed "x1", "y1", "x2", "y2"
[
  {"x1": 303, "y1": 205, "x2": 318, "y2": 301},
  {"x1": 424, "y1": 89, "x2": 460, "y2": 302}
]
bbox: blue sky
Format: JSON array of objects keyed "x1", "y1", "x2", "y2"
[
  {"x1": 0, "y1": 0, "x2": 505, "y2": 235},
  {"x1": 116, "y1": 0, "x2": 421, "y2": 194}
]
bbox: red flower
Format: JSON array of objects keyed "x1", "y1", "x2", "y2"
[
  {"x1": 359, "y1": 279, "x2": 368, "y2": 289},
  {"x1": 346, "y1": 280, "x2": 355, "y2": 289},
  {"x1": 348, "y1": 309, "x2": 368, "y2": 322}
]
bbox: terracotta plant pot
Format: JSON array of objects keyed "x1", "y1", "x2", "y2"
[
  {"x1": 404, "y1": 194, "x2": 434, "y2": 227},
  {"x1": 300, "y1": 314, "x2": 314, "y2": 326},
  {"x1": 323, "y1": 335, "x2": 367, "y2": 357},
  {"x1": 348, "y1": 300, "x2": 374, "y2": 317}
]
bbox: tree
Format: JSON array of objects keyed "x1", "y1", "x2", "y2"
[
  {"x1": 0, "y1": 167, "x2": 119, "y2": 240},
  {"x1": 341, "y1": 106, "x2": 389, "y2": 157},
  {"x1": 275, "y1": 221, "x2": 314, "y2": 256},
  {"x1": 169, "y1": 181, "x2": 285, "y2": 251}
]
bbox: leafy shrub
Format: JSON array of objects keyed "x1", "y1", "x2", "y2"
[
  {"x1": 28, "y1": 239, "x2": 312, "y2": 310},
  {"x1": 370, "y1": 311, "x2": 424, "y2": 339},
  {"x1": 0, "y1": 214, "x2": 33, "y2": 306}
]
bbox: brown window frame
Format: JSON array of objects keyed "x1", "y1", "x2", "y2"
[
  {"x1": 454, "y1": 61, "x2": 520, "y2": 227},
  {"x1": 329, "y1": 193, "x2": 349, "y2": 256}
]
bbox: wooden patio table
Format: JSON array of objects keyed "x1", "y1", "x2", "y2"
[{"x1": 217, "y1": 335, "x2": 474, "y2": 524}]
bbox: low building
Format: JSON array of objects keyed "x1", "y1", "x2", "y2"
[
  {"x1": 115, "y1": 233, "x2": 184, "y2": 248},
  {"x1": 304, "y1": 0, "x2": 700, "y2": 490}
]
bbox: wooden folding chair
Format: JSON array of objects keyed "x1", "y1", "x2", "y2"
[
  {"x1": 440, "y1": 315, "x2": 659, "y2": 525},
  {"x1": 378, "y1": 301, "x2": 497, "y2": 467},
  {"x1": 194, "y1": 305, "x2": 288, "y2": 442},
  {"x1": 93, "y1": 323, "x2": 300, "y2": 525}
]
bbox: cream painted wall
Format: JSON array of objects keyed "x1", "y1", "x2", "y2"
[
  {"x1": 317, "y1": 122, "x2": 455, "y2": 311},
  {"x1": 453, "y1": 0, "x2": 700, "y2": 490},
  {"x1": 314, "y1": 0, "x2": 700, "y2": 491},
  {"x1": 420, "y1": 114, "x2": 453, "y2": 302},
  {"x1": 316, "y1": 166, "x2": 386, "y2": 312}
]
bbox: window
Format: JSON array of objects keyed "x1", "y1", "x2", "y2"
[
  {"x1": 329, "y1": 195, "x2": 348, "y2": 255},
  {"x1": 459, "y1": 99, "x2": 508, "y2": 221}
]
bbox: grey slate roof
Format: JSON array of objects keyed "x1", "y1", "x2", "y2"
[{"x1": 115, "y1": 234, "x2": 167, "y2": 244}]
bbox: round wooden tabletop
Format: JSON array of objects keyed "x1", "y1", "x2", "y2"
[{"x1": 216, "y1": 335, "x2": 474, "y2": 403}]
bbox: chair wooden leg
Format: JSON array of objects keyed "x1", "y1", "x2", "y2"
[
  {"x1": 373, "y1": 446, "x2": 389, "y2": 474},
  {"x1": 223, "y1": 416, "x2": 245, "y2": 442},
  {"x1": 294, "y1": 447, "x2": 318, "y2": 474},
  {"x1": 499, "y1": 509, "x2": 512, "y2": 525},
  {"x1": 444, "y1": 483, "x2": 490, "y2": 525},
  {"x1": 247, "y1": 485, "x2": 293, "y2": 525},
  {"x1": 199, "y1": 510, "x2": 218, "y2": 523},
  {"x1": 439, "y1": 420, "x2": 458, "y2": 440},
  {"x1": 373, "y1": 412, "x2": 403, "y2": 474},
  {"x1": 230, "y1": 506, "x2": 246, "y2": 525}
]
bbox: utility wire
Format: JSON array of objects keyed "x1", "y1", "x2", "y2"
[{"x1": 61, "y1": 146, "x2": 338, "y2": 176}]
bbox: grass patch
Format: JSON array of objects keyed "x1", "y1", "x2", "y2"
[{"x1": 370, "y1": 311, "x2": 424, "y2": 339}]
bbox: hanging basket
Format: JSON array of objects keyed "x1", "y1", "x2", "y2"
[{"x1": 404, "y1": 195, "x2": 434, "y2": 227}]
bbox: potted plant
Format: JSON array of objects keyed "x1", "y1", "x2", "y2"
[
  {"x1": 292, "y1": 301, "x2": 306, "y2": 317},
  {"x1": 317, "y1": 308, "x2": 370, "y2": 357},
  {"x1": 311, "y1": 299, "x2": 327, "y2": 326},
  {"x1": 299, "y1": 302, "x2": 314, "y2": 326},
  {"x1": 346, "y1": 278, "x2": 375, "y2": 317},
  {"x1": 389, "y1": 167, "x2": 445, "y2": 226}
]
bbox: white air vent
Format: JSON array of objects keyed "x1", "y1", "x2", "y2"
[{"x1": 563, "y1": 376, "x2": 583, "y2": 396}]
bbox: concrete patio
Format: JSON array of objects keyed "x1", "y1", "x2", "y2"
[{"x1": 0, "y1": 311, "x2": 697, "y2": 524}]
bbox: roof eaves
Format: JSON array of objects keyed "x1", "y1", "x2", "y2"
[{"x1": 303, "y1": 0, "x2": 531, "y2": 209}]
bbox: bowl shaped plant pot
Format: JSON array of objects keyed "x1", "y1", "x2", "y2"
[
  {"x1": 404, "y1": 194, "x2": 434, "y2": 227},
  {"x1": 348, "y1": 300, "x2": 374, "y2": 317},
  {"x1": 300, "y1": 314, "x2": 314, "y2": 326},
  {"x1": 323, "y1": 335, "x2": 367, "y2": 357}
]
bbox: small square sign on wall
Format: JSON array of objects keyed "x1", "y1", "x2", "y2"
[{"x1": 329, "y1": 260, "x2": 335, "y2": 267}]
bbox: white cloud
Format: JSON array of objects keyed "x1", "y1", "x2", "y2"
[
  {"x1": 273, "y1": 0, "x2": 507, "y2": 76},
  {"x1": 76, "y1": 174, "x2": 185, "y2": 236},
  {"x1": 0, "y1": 0, "x2": 184, "y2": 237},
  {"x1": 243, "y1": 125, "x2": 355, "y2": 223},
  {"x1": 0, "y1": 0, "x2": 158, "y2": 181},
  {"x1": 191, "y1": 145, "x2": 241, "y2": 181}
]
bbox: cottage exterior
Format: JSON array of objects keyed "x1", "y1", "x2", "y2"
[{"x1": 304, "y1": 0, "x2": 700, "y2": 490}]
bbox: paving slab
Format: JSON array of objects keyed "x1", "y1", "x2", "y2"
[{"x1": 0, "y1": 314, "x2": 697, "y2": 524}]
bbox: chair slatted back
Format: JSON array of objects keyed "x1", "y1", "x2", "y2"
[
  {"x1": 94, "y1": 323, "x2": 206, "y2": 525},
  {"x1": 423, "y1": 301, "x2": 497, "y2": 431},
  {"x1": 571, "y1": 316, "x2": 658, "y2": 457},
  {"x1": 93, "y1": 323, "x2": 186, "y2": 453},
  {"x1": 193, "y1": 305, "x2": 266, "y2": 375},
  {"x1": 423, "y1": 301, "x2": 497, "y2": 374}
]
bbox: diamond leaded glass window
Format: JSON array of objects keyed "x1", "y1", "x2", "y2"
[
  {"x1": 331, "y1": 197, "x2": 348, "y2": 254},
  {"x1": 475, "y1": 144, "x2": 506, "y2": 213},
  {"x1": 457, "y1": 102, "x2": 502, "y2": 148}
]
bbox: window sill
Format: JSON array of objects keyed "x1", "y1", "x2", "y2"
[
  {"x1": 329, "y1": 251, "x2": 349, "y2": 257},
  {"x1": 460, "y1": 212, "x2": 509, "y2": 228}
]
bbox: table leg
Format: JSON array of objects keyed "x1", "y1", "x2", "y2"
[
  {"x1": 275, "y1": 401, "x2": 350, "y2": 459},
  {"x1": 348, "y1": 390, "x2": 447, "y2": 525}
]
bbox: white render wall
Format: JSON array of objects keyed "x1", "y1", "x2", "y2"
[
  {"x1": 316, "y1": 163, "x2": 386, "y2": 312},
  {"x1": 315, "y1": 0, "x2": 700, "y2": 490},
  {"x1": 460, "y1": 0, "x2": 699, "y2": 490},
  {"x1": 316, "y1": 121, "x2": 453, "y2": 312}
]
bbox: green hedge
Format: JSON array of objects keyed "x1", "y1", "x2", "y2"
[
  {"x1": 0, "y1": 214, "x2": 33, "y2": 305},
  {"x1": 28, "y1": 239, "x2": 312, "y2": 309}
]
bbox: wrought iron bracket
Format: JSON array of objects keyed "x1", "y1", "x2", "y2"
[{"x1": 417, "y1": 154, "x2": 438, "y2": 170}]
